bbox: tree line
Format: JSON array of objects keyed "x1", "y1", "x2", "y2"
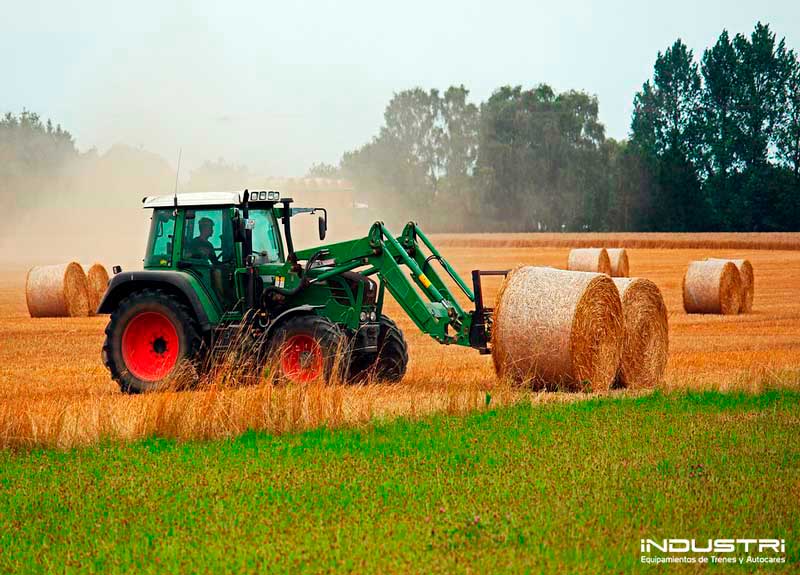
[
  {"x1": 4, "y1": 22, "x2": 798, "y2": 233},
  {"x1": 324, "y1": 22, "x2": 799, "y2": 232}
]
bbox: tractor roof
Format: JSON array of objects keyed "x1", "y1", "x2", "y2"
[{"x1": 142, "y1": 192, "x2": 243, "y2": 209}]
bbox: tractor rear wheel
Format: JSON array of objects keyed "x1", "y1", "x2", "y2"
[
  {"x1": 269, "y1": 315, "x2": 345, "y2": 384},
  {"x1": 348, "y1": 316, "x2": 409, "y2": 383},
  {"x1": 103, "y1": 289, "x2": 202, "y2": 393}
]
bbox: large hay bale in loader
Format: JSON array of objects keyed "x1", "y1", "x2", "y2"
[
  {"x1": 708, "y1": 258, "x2": 754, "y2": 313},
  {"x1": 491, "y1": 267, "x2": 624, "y2": 391},
  {"x1": 682, "y1": 260, "x2": 742, "y2": 315},
  {"x1": 25, "y1": 262, "x2": 90, "y2": 318},
  {"x1": 85, "y1": 263, "x2": 110, "y2": 314},
  {"x1": 612, "y1": 278, "x2": 669, "y2": 389},
  {"x1": 607, "y1": 248, "x2": 630, "y2": 277},
  {"x1": 567, "y1": 248, "x2": 612, "y2": 275}
]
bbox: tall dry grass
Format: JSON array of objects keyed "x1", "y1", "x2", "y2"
[{"x1": 0, "y1": 328, "x2": 518, "y2": 449}]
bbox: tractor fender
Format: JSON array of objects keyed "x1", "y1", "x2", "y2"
[
  {"x1": 265, "y1": 305, "x2": 324, "y2": 338},
  {"x1": 97, "y1": 270, "x2": 219, "y2": 331}
]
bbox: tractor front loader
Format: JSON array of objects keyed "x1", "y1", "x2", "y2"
[{"x1": 98, "y1": 190, "x2": 507, "y2": 393}]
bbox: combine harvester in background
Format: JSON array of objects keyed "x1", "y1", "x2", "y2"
[{"x1": 98, "y1": 190, "x2": 662, "y2": 393}]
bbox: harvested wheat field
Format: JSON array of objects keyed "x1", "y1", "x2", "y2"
[{"x1": 2, "y1": 234, "x2": 800, "y2": 448}]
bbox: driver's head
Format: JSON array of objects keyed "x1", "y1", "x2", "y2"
[{"x1": 198, "y1": 217, "x2": 214, "y2": 239}]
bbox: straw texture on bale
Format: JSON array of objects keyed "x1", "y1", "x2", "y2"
[
  {"x1": 491, "y1": 266, "x2": 624, "y2": 391},
  {"x1": 607, "y1": 248, "x2": 630, "y2": 277},
  {"x1": 25, "y1": 262, "x2": 90, "y2": 318},
  {"x1": 567, "y1": 248, "x2": 612, "y2": 275},
  {"x1": 612, "y1": 278, "x2": 669, "y2": 389},
  {"x1": 85, "y1": 263, "x2": 110, "y2": 314},
  {"x1": 682, "y1": 260, "x2": 742, "y2": 315},
  {"x1": 708, "y1": 258, "x2": 754, "y2": 313}
]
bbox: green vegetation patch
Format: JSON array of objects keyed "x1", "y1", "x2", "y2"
[{"x1": 1, "y1": 390, "x2": 799, "y2": 573}]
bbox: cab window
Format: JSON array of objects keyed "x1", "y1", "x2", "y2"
[
  {"x1": 145, "y1": 209, "x2": 176, "y2": 267},
  {"x1": 181, "y1": 209, "x2": 232, "y2": 265},
  {"x1": 251, "y1": 209, "x2": 283, "y2": 264}
]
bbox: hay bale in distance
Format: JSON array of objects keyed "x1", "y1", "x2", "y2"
[
  {"x1": 708, "y1": 258, "x2": 754, "y2": 313},
  {"x1": 491, "y1": 266, "x2": 624, "y2": 391},
  {"x1": 682, "y1": 260, "x2": 742, "y2": 315},
  {"x1": 86, "y1": 263, "x2": 110, "y2": 315},
  {"x1": 567, "y1": 248, "x2": 612, "y2": 275},
  {"x1": 26, "y1": 262, "x2": 90, "y2": 318},
  {"x1": 607, "y1": 248, "x2": 630, "y2": 277},
  {"x1": 612, "y1": 278, "x2": 669, "y2": 389}
]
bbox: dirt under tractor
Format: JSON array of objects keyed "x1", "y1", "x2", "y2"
[{"x1": 98, "y1": 190, "x2": 506, "y2": 393}]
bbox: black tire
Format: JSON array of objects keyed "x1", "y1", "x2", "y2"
[
  {"x1": 347, "y1": 316, "x2": 409, "y2": 383},
  {"x1": 268, "y1": 314, "x2": 345, "y2": 384},
  {"x1": 103, "y1": 288, "x2": 202, "y2": 394}
]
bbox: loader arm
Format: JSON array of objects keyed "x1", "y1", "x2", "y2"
[{"x1": 295, "y1": 222, "x2": 506, "y2": 349}]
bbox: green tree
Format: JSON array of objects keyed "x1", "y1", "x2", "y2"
[
  {"x1": 777, "y1": 56, "x2": 800, "y2": 180},
  {"x1": 729, "y1": 23, "x2": 796, "y2": 229},
  {"x1": 477, "y1": 84, "x2": 606, "y2": 231},
  {"x1": 305, "y1": 162, "x2": 341, "y2": 178},
  {"x1": 700, "y1": 30, "x2": 738, "y2": 226},
  {"x1": 341, "y1": 86, "x2": 481, "y2": 228},
  {"x1": 630, "y1": 39, "x2": 707, "y2": 230}
]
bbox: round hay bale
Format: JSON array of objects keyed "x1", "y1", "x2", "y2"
[
  {"x1": 682, "y1": 260, "x2": 742, "y2": 315},
  {"x1": 612, "y1": 278, "x2": 669, "y2": 389},
  {"x1": 491, "y1": 266, "x2": 624, "y2": 391},
  {"x1": 607, "y1": 248, "x2": 630, "y2": 277},
  {"x1": 86, "y1": 263, "x2": 110, "y2": 315},
  {"x1": 567, "y1": 248, "x2": 612, "y2": 275},
  {"x1": 708, "y1": 258, "x2": 754, "y2": 313},
  {"x1": 25, "y1": 262, "x2": 90, "y2": 318}
]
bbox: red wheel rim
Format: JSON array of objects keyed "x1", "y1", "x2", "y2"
[
  {"x1": 121, "y1": 312, "x2": 180, "y2": 381},
  {"x1": 280, "y1": 334, "x2": 323, "y2": 383}
]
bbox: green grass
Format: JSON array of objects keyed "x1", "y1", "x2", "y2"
[{"x1": 1, "y1": 390, "x2": 799, "y2": 573}]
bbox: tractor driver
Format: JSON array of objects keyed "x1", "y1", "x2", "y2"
[{"x1": 185, "y1": 217, "x2": 220, "y2": 265}]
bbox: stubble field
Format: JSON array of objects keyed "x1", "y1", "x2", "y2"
[{"x1": 1, "y1": 234, "x2": 800, "y2": 449}]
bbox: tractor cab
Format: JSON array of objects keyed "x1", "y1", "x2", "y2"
[{"x1": 138, "y1": 190, "x2": 327, "y2": 316}]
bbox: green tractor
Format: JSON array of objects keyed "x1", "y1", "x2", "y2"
[{"x1": 98, "y1": 190, "x2": 506, "y2": 392}]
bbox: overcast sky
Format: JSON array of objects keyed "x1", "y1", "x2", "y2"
[{"x1": 2, "y1": 0, "x2": 798, "y2": 176}]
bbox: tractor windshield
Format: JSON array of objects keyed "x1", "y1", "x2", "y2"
[
  {"x1": 250, "y1": 209, "x2": 283, "y2": 264},
  {"x1": 145, "y1": 209, "x2": 176, "y2": 267}
]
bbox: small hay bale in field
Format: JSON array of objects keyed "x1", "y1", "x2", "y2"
[
  {"x1": 607, "y1": 248, "x2": 630, "y2": 277},
  {"x1": 491, "y1": 266, "x2": 623, "y2": 391},
  {"x1": 682, "y1": 260, "x2": 742, "y2": 315},
  {"x1": 86, "y1": 263, "x2": 110, "y2": 314},
  {"x1": 612, "y1": 278, "x2": 669, "y2": 389},
  {"x1": 567, "y1": 248, "x2": 612, "y2": 275},
  {"x1": 25, "y1": 262, "x2": 90, "y2": 318},
  {"x1": 708, "y1": 258, "x2": 754, "y2": 313}
]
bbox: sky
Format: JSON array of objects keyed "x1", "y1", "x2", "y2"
[{"x1": 2, "y1": 0, "x2": 799, "y2": 177}]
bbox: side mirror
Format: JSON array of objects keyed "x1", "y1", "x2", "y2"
[{"x1": 318, "y1": 215, "x2": 327, "y2": 241}]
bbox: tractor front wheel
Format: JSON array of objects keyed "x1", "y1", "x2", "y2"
[
  {"x1": 269, "y1": 315, "x2": 345, "y2": 384},
  {"x1": 347, "y1": 316, "x2": 409, "y2": 383},
  {"x1": 103, "y1": 289, "x2": 202, "y2": 393}
]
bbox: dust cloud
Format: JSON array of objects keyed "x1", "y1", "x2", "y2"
[
  {"x1": 0, "y1": 145, "x2": 172, "y2": 271},
  {"x1": 0, "y1": 146, "x2": 391, "y2": 272}
]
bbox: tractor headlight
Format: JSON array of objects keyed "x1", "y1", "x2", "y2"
[
  {"x1": 258, "y1": 191, "x2": 267, "y2": 200},
  {"x1": 268, "y1": 190, "x2": 280, "y2": 200},
  {"x1": 359, "y1": 311, "x2": 368, "y2": 322},
  {"x1": 369, "y1": 311, "x2": 377, "y2": 322}
]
